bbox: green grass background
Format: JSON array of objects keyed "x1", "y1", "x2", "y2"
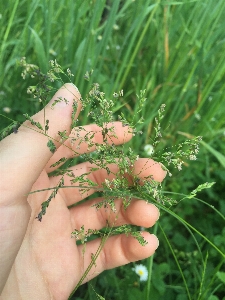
[{"x1": 0, "y1": 0, "x2": 225, "y2": 299}]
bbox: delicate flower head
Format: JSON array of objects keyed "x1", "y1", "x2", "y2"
[
  {"x1": 144, "y1": 144, "x2": 154, "y2": 156},
  {"x1": 119, "y1": 89, "x2": 123, "y2": 97},
  {"x1": 194, "y1": 112, "x2": 201, "y2": 120},
  {"x1": 2, "y1": 107, "x2": 11, "y2": 113},
  {"x1": 189, "y1": 154, "x2": 197, "y2": 160},
  {"x1": 67, "y1": 68, "x2": 74, "y2": 77},
  {"x1": 177, "y1": 161, "x2": 183, "y2": 171},
  {"x1": 49, "y1": 48, "x2": 57, "y2": 56},
  {"x1": 132, "y1": 264, "x2": 148, "y2": 281}
]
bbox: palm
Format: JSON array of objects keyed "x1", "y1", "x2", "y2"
[
  {"x1": 1, "y1": 85, "x2": 166, "y2": 299},
  {"x1": 7, "y1": 157, "x2": 164, "y2": 299},
  {"x1": 7, "y1": 170, "x2": 80, "y2": 299}
]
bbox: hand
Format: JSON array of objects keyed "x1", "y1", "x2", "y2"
[{"x1": 0, "y1": 84, "x2": 166, "y2": 300}]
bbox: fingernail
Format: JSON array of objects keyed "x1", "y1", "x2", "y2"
[
  {"x1": 67, "y1": 83, "x2": 80, "y2": 95},
  {"x1": 152, "y1": 234, "x2": 159, "y2": 249},
  {"x1": 160, "y1": 163, "x2": 168, "y2": 179},
  {"x1": 156, "y1": 208, "x2": 160, "y2": 221},
  {"x1": 147, "y1": 203, "x2": 160, "y2": 221}
]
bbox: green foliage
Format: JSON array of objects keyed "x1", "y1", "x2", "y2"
[
  {"x1": 23, "y1": 113, "x2": 43, "y2": 130},
  {"x1": 185, "y1": 182, "x2": 216, "y2": 199},
  {"x1": 47, "y1": 139, "x2": 56, "y2": 153},
  {"x1": 0, "y1": 118, "x2": 19, "y2": 139},
  {"x1": 217, "y1": 271, "x2": 225, "y2": 284}
]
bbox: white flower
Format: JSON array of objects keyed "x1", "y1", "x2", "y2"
[
  {"x1": 2, "y1": 107, "x2": 11, "y2": 113},
  {"x1": 177, "y1": 162, "x2": 183, "y2": 171},
  {"x1": 133, "y1": 264, "x2": 148, "y2": 281},
  {"x1": 144, "y1": 144, "x2": 154, "y2": 156},
  {"x1": 49, "y1": 49, "x2": 57, "y2": 56},
  {"x1": 189, "y1": 154, "x2": 197, "y2": 160},
  {"x1": 194, "y1": 113, "x2": 201, "y2": 120},
  {"x1": 119, "y1": 89, "x2": 123, "y2": 96}
]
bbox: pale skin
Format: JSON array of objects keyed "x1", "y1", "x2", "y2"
[{"x1": 0, "y1": 84, "x2": 166, "y2": 300}]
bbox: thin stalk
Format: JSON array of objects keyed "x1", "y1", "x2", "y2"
[
  {"x1": 159, "y1": 223, "x2": 192, "y2": 300},
  {"x1": 145, "y1": 221, "x2": 158, "y2": 300},
  {"x1": 118, "y1": 1, "x2": 160, "y2": 89},
  {"x1": 197, "y1": 252, "x2": 208, "y2": 300},
  {"x1": 0, "y1": 0, "x2": 19, "y2": 83},
  {"x1": 68, "y1": 234, "x2": 109, "y2": 299}
]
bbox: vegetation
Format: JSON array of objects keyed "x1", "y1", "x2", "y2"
[{"x1": 1, "y1": 1, "x2": 225, "y2": 299}]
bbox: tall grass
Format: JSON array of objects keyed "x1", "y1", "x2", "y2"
[{"x1": 1, "y1": 0, "x2": 225, "y2": 299}]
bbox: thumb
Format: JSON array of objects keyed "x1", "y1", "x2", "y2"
[{"x1": 0, "y1": 83, "x2": 81, "y2": 204}]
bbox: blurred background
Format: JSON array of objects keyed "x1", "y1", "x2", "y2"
[{"x1": 0, "y1": 0, "x2": 225, "y2": 299}]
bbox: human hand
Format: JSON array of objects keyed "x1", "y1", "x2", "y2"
[{"x1": 0, "y1": 84, "x2": 166, "y2": 299}]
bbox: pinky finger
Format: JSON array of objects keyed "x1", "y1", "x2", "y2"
[{"x1": 78, "y1": 231, "x2": 159, "y2": 284}]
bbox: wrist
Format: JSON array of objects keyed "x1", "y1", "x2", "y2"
[
  {"x1": 1, "y1": 256, "x2": 51, "y2": 300},
  {"x1": 0, "y1": 203, "x2": 31, "y2": 292}
]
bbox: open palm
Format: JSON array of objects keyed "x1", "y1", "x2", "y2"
[{"x1": 0, "y1": 84, "x2": 166, "y2": 299}]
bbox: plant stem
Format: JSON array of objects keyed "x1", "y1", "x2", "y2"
[{"x1": 145, "y1": 221, "x2": 158, "y2": 300}]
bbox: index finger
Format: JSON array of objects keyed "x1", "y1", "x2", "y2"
[
  {"x1": 49, "y1": 158, "x2": 167, "y2": 207},
  {"x1": 45, "y1": 121, "x2": 133, "y2": 172}
]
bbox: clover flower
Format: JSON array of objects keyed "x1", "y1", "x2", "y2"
[{"x1": 133, "y1": 264, "x2": 148, "y2": 281}]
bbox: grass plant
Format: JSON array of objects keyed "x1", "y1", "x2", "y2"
[{"x1": 1, "y1": 1, "x2": 225, "y2": 299}]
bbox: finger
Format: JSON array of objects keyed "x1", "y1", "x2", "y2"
[
  {"x1": 70, "y1": 198, "x2": 160, "y2": 230},
  {"x1": 46, "y1": 122, "x2": 133, "y2": 172},
  {"x1": 78, "y1": 232, "x2": 159, "y2": 283},
  {"x1": 0, "y1": 83, "x2": 81, "y2": 205},
  {"x1": 132, "y1": 158, "x2": 167, "y2": 183},
  {"x1": 50, "y1": 158, "x2": 167, "y2": 206}
]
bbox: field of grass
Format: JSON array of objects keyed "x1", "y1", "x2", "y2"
[{"x1": 1, "y1": 0, "x2": 225, "y2": 299}]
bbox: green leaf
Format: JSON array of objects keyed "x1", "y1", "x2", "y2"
[
  {"x1": 217, "y1": 271, "x2": 225, "y2": 284},
  {"x1": 186, "y1": 182, "x2": 216, "y2": 199},
  {"x1": 23, "y1": 113, "x2": 44, "y2": 131},
  {"x1": 29, "y1": 27, "x2": 47, "y2": 73},
  {"x1": 161, "y1": 0, "x2": 198, "y2": 5},
  {"x1": 91, "y1": 285, "x2": 105, "y2": 300},
  {"x1": 127, "y1": 288, "x2": 143, "y2": 300},
  {"x1": 201, "y1": 141, "x2": 225, "y2": 168},
  {"x1": 50, "y1": 157, "x2": 67, "y2": 167},
  {"x1": 208, "y1": 296, "x2": 219, "y2": 300},
  {"x1": 47, "y1": 140, "x2": 56, "y2": 153}
]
